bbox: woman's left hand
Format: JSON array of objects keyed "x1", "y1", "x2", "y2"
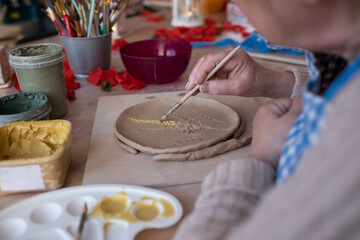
[{"x1": 248, "y1": 97, "x2": 303, "y2": 168}]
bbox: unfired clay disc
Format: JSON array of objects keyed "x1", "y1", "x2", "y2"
[{"x1": 114, "y1": 97, "x2": 240, "y2": 154}]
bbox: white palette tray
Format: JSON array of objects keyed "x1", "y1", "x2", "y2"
[{"x1": 0, "y1": 184, "x2": 183, "y2": 240}]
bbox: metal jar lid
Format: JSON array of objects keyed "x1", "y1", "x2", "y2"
[
  {"x1": 0, "y1": 92, "x2": 52, "y2": 126},
  {"x1": 9, "y1": 43, "x2": 65, "y2": 69}
]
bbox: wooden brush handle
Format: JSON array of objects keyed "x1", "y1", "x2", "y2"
[{"x1": 178, "y1": 45, "x2": 241, "y2": 105}]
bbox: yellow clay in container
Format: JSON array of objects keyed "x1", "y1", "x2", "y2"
[{"x1": 0, "y1": 120, "x2": 72, "y2": 194}]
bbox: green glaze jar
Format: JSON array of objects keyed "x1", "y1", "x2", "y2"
[
  {"x1": 9, "y1": 43, "x2": 67, "y2": 119},
  {"x1": 0, "y1": 92, "x2": 51, "y2": 126}
]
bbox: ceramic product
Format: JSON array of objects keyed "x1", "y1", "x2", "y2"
[
  {"x1": 0, "y1": 184, "x2": 183, "y2": 240},
  {"x1": 0, "y1": 92, "x2": 51, "y2": 126},
  {"x1": 114, "y1": 97, "x2": 240, "y2": 154},
  {"x1": 120, "y1": 39, "x2": 192, "y2": 84},
  {"x1": 61, "y1": 33, "x2": 112, "y2": 79},
  {"x1": 8, "y1": 43, "x2": 67, "y2": 119}
]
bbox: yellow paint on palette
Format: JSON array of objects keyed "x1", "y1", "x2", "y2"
[{"x1": 128, "y1": 117, "x2": 178, "y2": 127}]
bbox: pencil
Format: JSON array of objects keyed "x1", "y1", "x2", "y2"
[{"x1": 160, "y1": 46, "x2": 242, "y2": 122}]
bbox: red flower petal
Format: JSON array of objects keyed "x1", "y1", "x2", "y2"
[
  {"x1": 205, "y1": 18, "x2": 215, "y2": 25},
  {"x1": 147, "y1": 16, "x2": 165, "y2": 23},
  {"x1": 154, "y1": 27, "x2": 168, "y2": 37},
  {"x1": 141, "y1": 10, "x2": 152, "y2": 17},
  {"x1": 101, "y1": 67, "x2": 118, "y2": 87},
  {"x1": 111, "y1": 39, "x2": 128, "y2": 50},
  {"x1": 87, "y1": 68, "x2": 103, "y2": 85},
  {"x1": 242, "y1": 31, "x2": 251, "y2": 38},
  {"x1": 12, "y1": 73, "x2": 21, "y2": 91},
  {"x1": 115, "y1": 71, "x2": 146, "y2": 90}
]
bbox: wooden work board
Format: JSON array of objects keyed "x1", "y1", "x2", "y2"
[{"x1": 82, "y1": 91, "x2": 260, "y2": 187}]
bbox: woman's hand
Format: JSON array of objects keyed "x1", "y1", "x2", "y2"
[
  {"x1": 248, "y1": 98, "x2": 303, "y2": 168},
  {"x1": 186, "y1": 48, "x2": 295, "y2": 98}
]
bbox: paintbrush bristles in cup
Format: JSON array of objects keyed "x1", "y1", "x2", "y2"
[{"x1": 160, "y1": 46, "x2": 241, "y2": 122}]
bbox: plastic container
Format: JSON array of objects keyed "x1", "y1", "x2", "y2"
[
  {"x1": 9, "y1": 43, "x2": 68, "y2": 119},
  {"x1": 61, "y1": 33, "x2": 112, "y2": 79},
  {"x1": 0, "y1": 120, "x2": 72, "y2": 194},
  {"x1": 0, "y1": 92, "x2": 51, "y2": 126},
  {"x1": 120, "y1": 39, "x2": 192, "y2": 84}
]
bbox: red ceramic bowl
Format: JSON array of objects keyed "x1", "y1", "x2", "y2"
[{"x1": 120, "y1": 39, "x2": 192, "y2": 84}]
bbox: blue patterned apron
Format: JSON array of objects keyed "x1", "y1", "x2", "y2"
[{"x1": 277, "y1": 53, "x2": 360, "y2": 183}]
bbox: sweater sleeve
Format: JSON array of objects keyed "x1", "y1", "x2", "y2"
[
  {"x1": 286, "y1": 66, "x2": 310, "y2": 98},
  {"x1": 174, "y1": 72, "x2": 360, "y2": 240},
  {"x1": 173, "y1": 158, "x2": 275, "y2": 240}
]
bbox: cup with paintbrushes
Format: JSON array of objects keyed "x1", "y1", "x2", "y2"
[{"x1": 43, "y1": 0, "x2": 129, "y2": 79}]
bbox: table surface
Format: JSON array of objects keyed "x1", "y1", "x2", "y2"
[{"x1": 0, "y1": 10, "x2": 307, "y2": 239}]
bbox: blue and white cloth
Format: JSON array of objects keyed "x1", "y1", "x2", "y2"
[
  {"x1": 194, "y1": 31, "x2": 357, "y2": 183},
  {"x1": 277, "y1": 53, "x2": 360, "y2": 183},
  {"x1": 191, "y1": 31, "x2": 305, "y2": 56}
]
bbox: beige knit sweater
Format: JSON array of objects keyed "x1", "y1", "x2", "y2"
[{"x1": 174, "y1": 72, "x2": 360, "y2": 240}]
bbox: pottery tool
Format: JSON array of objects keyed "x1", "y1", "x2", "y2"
[
  {"x1": 76, "y1": 203, "x2": 88, "y2": 240},
  {"x1": 160, "y1": 45, "x2": 241, "y2": 122}
]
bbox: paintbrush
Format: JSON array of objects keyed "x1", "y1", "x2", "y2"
[
  {"x1": 109, "y1": 0, "x2": 130, "y2": 28},
  {"x1": 58, "y1": 0, "x2": 74, "y2": 37},
  {"x1": 87, "y1": 0, "x2": 96, "y2": 37},
  {"x1": 44, "y1": 0, "x2": 67, "y2": 36},
  {"x1": 76, "y1": 203, "x2": 88, "y2": 240},
  {"x1": 160, "y1": 45, "x2": 241, "y2": 122}
]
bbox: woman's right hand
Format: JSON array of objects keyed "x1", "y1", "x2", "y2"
[{"x1": 186, "y1": 48, "x2": 295, "y2": 98}]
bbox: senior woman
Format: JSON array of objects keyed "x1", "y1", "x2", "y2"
[{"x1": 174, "y1": 0, "x2": 360, "y2": 239}]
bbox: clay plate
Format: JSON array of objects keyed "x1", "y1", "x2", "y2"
[{"x1": 113, "y1": 97, "x2": 240, "y2": 154}]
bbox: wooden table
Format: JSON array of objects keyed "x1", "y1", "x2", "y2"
[{"x1": 0, "y1": 10, "x2": 307, "y2": 239}]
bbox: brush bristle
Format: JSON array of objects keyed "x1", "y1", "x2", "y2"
[{"x1": 160, "y1": 115, "x2": 167, "y2": 122}]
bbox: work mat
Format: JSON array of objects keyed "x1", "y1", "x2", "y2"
[{"x1": 83, "y1": 91, "x2": 259, "y2": 187}]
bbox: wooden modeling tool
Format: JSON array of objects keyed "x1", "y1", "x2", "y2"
[
  {"x1": 160, "y1": 45, "x2": 241, "y2": 122},
  {"x1": 76, "y1": 203, "x2": 88, "y2": 240}
]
